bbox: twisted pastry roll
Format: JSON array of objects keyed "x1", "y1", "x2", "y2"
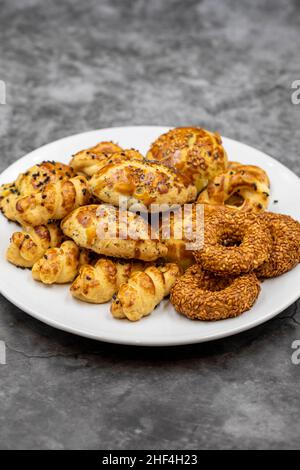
[
  {"x1": 147, "y1": 127, "x2": 228, "y2": 192},
  {"x1": 197, "y1": 162, "x2": 270, "y2": 212},
  {"x1": 70, "y1": 142, "x2": 143, "y2": 177},
  {"x1": 1, "y1": 161, "x2": 74, "y2": 221},
  {"x1": 111, "y1": 263, "x2": 180, "y2": 321},
  {"x1": 61, "y1": 204, "x2": 167, "y2": 261},
  {"x1": 70, "y1": 141, "x2": 123, "y2": 176},
  {"x1": 89, "y1": 159, "x2": 197, "y2": 211},
  {"x1": 78, "y1": 249, "x2": 96, "y2": 267},
  {"x1": 32, "y1": 241, "x2": 82, "y2": 284},
  {"x1": 12, "y1": 176, "x2": 91, "y2": 226},
  {"x1": 0, "y1": 186, "x2": 21, "y2": 222},
  {"x1": 6, "y1": 223, "x2": 64, "y2": 268},
  {"x1": 71, "y1": 258, "x2": 145, "y2": 304}
]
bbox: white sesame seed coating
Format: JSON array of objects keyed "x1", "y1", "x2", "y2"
[{"x1": 170, "y1": 264, "x2": 260, "y2": 321}]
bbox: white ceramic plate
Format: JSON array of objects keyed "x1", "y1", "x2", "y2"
[{"x1": 0, "y1": 126, "x2": 299, "y2": 346}]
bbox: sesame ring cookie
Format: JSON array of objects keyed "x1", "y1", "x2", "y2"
[
  {"x1": 193, "y1": 211, "x2": 272, "y2": 276},
  {"x1": 170, "y1": 264, "x2": 260, "y2": 321},
  {"x1": 255, "y1": 212, "x2": 300, "y2": 278}
]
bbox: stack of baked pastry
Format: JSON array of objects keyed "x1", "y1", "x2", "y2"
[{"x1": 1, "y1": 128, "x2": 299, "y2": 322}]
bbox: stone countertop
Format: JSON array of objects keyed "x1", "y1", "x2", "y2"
[{"x1": 0, "y1": 0, "x2": 299, "y2": 450}]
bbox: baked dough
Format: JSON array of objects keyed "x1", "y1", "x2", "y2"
[
  {"x1": 71, "y1": 258, "x2": 144, "y2": 304},
  {"x1": 146, "y1": 127, "x2": 228, "y2": 192},
  {"x1": 89, "y1": 159, "x2": 197, "y2": 211},
  {"x1": 12, "y1": 176, "x2": 91, "y2": 226},
  {"x1": 170, "y1": 264, "x2": 260, "y2": 321},
  {"x1": 111, "y1": 263, "x2": 180, "y2": 321},
  {"x1": 70, "y1": 139, "x2": 143, "y2": 177},
  {"x1": 6, "y1": 223, "x2": 64, "y2": 268},
  {"x1": 32, "y1": 240, "x2": 81, "y2": 284},
  {"x1": 160, "y1": 207, "x2": 199, "y2": 271},
  {"x1": 61, "y1": 204, "x2": 168, "y2": 261},
  {"x1": 198, "y1": 162, "x2": 270, "y2": 212},
  {"x1": 1, "y1": 161, "x2": 74, "y2": 221},
  {"x1": 255, "y1": 212, "x2": 300, "y2": 278},
  {"x1": 160, "y1": 204, "x2": 231, "y2": 270}
]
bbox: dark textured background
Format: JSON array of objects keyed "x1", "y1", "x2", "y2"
[{"x1": 0, "y1": 0, "x2": 300, "y2": 450}]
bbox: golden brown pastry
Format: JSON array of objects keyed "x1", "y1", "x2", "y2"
[
  {"x1": 11, "y1": 176, "x2": 91, "y2": 226},
  {"x1": 197, "y1": 162, "x2": 270, "y2": 212},
  {"x1": 159, "y1": 204, "x2": 232, "y2": 270},
  {"x1": 78, "y1": 249, "x2": 96, "y2": 267},
  {"x1": 61, "y1": 204, "x2": 167, "y2": 261},
  {"x1": 32, "y1": 241, "x2": 81, "y2": 284},
  {"x1": 0, "y1": 188, "x2": 21, "y2": 222},
  {"x1": 6, "y1": 223, "x2": 64, "y2": 268},
  {"x1": 70, "y1": 143, "x2": 144, "y2": 177},
  {"x1": 1, "y1": 161, "x2": 74, "y2": 221},
  {"x1": 111, "y1": 263, "x2": 180, "y2": 321},
  {"x1": 70, "y1": 141, "x2": 123, "y2": 176},
  {"x1": 89, "y1": 159, "x2": 197, "y2": 211},
  {"x1": 160, "y1": 208, "x2": 197, "y2": 271},
  {"x1": 146, "y1": 127, "x2": 228, "y2": 192},
  {"x1": 71, "y1": 258, "x2": 145, "y2": 304}
]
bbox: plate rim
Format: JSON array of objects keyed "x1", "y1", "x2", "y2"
[{"x1": 0, "y1": 125, "x2": 299, "y2": 347}]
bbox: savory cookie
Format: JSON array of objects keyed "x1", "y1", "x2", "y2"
[
  {"x1": 10, "y1": 176, "x2": 91, "y2": 226},
  {"x1": 70, "y1": 140, "x2": 144, "y2": 177},
  {"x1": 71, "y1": 258, "x2": 145, "y2": 304},
  {"x1": 89, "y1": 159, "x2": 197, "y2": 211},
  {"x1": 32, "y1": 240, "x2": 81, "y2": 284},
  {"x1": 61, "y1": 204, "x2": 167, "y2": 261},
  {"x1": 111, "y1": 263, "x2": 180, "y2": 321},
  {"x1": 1, "y1": 161, "x2": 75, "y2": 221},
  {"x1": 198, "y1": 162, "x2": 270, "y2": 212},
  {"x1": 70, "y1": 141, "x2": 123, "y2": 176},
  {"x1": 146, "y1": 127, "x2": 228, "y2": 192},
  {"x1": 6, "y1": 223, "x2": 64, "y2": 268}
]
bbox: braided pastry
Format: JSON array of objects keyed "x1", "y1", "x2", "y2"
[
  {"x1": 146, "y1": 127, "x2": 228, "y2": 192},
  {"x1": 89, "y1": 159, "x2": 197, "y2": 211},
  {"x1": 12, "y1": 176, "x2": 91, "y2": 226},
  {"x1": 32, "y1": 241, "x2": 81, "y2": 284},
  {"x1": 1, "y1": 161, "x2": 74, "y2": 221},
  {"x1": 197, "y1": 162, "x2": 270, "y2": 212},
  {"x1": 71, "y1": 258, "x2": 145, "y2": 304},
  {"x1": 0, "y1": 186, "x2": 21, "y2": 222},
  {"x1": 70, "y1": 141, "x2": 123, "y2": 176},
  {"x1": 111, "y1": 263, "x2": 180, "y2": 321},
  {"x1": 61, "y1": 204, "x2": 167, "y2": 261},
  {"x1": 70, "y1": 143, "x2": 144, "y2": 177},
  {"x1": 6, "y1": 223, "x2": 64, "y2": 268}
]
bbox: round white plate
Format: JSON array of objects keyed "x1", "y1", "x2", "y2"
[{"x1": 0, "y1": 126, "x2": 299, "y2": 346}]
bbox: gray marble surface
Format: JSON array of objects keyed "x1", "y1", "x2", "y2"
[{"x1": 0, "y1": 0, "x2": 300, "y2": 450}]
